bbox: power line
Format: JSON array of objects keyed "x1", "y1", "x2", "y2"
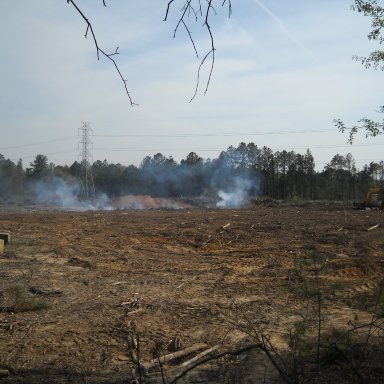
[
  {"x1": 1, "y1": 127, "x2": 378, "y2": 150},
  {"x1": 0, "y1": 136, "x2": 76, "y2": 150},
  {"x1": 9, "y1": 149, "x2": 77, "y2": 163},
  {"x1": 92, "y1": 125, "x2": 372, "y2": 138},
  {"x1": 93, "y1": 128, "x2": 338, "y2": 138},
  {"x1": 92, "y1": 142, "x2": 384, "y2": 152}
]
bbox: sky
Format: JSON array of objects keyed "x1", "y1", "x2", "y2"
[{"x1": 0, "y1": 0, "x2": 383, "y2": 171}]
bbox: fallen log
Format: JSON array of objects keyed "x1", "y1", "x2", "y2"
[
  {"x1": 29, "y1": 287, "x2": 63, "y2": 297},
  {"x1": 168, "y1": 343, "x2": 294, "y2": 384},
  {"x1": 178, "y1": 344, "x2": 221, "y2": 368},
  {"x1": 143, "y1": 343, "x2": 207, "y2": 370},
  {"x1": 0, "y1": 369, "x2": 10, "y2": 378}
]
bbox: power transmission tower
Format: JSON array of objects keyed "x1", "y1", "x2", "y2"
[{"x1": 78, "y1": 122, "x2": 95, "y2": 198}]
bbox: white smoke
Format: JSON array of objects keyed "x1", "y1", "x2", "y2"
[
  {"x1": 216, "y1": 176, "x2": 253, "y2": 208},
  {"x1": 28, "y1": 173, "x2": 258, "y2": 211},
  {"x1": 29, "y1": 177, "x2": 186, "y2": 211},
  {"x1": 30, "y1": 177, "x2": 112, "y2": 211}
]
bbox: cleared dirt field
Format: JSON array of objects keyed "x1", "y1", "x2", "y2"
[{"x1": 0, "y1": 201, "x2": 383, "y2": 383}]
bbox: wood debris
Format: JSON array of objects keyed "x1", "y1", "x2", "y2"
[
  {"x1": 179, "y1": 344, "x2": 221, "y2": 368},
  {"x1": 143, "y1": 343, "x2": 208, "y2": 371}
]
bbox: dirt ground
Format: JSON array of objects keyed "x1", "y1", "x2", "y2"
[{"x1": 0, "y1": 201, "x2": 383, "y2": 383}]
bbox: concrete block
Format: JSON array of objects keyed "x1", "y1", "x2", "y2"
[{"x1": 0, "y1": 230, "x2": 10, "y2": 244}]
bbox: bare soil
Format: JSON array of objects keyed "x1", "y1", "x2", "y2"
[{"x1": 0, "y1": 201, "x2": 383, "y2": 383}]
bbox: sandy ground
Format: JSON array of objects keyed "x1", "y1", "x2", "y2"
[{"x1": 0, "y1": 201, "x2": 383, "y2": 383}]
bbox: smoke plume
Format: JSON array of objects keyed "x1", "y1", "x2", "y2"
[
  {"x1": 216, "y1": 176, "x2": 254, "y2": 208},
  {"x1": 29, "y1": 177, "x2": 112, "y2": 211}
]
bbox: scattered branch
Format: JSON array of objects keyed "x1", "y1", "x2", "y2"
[
  {"x1": 66, "y1": 0, "x2": 137, "y2": 106},
  {"x1": 219, "y1": 293, "x2": 293, "y2": 383},
  {"x1": 178, "y1": 344, "x2": 221, "y2": 368},
  {"x1": 168, "y1": 343, "x2": 294, "y2": 384},
  {"x1": 143, "y1": 343, "x2": 208, "y2": 371}
]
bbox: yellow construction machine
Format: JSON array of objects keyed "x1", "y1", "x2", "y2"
[{"x1": 354, "y1": 187, "x2": 384, "y2": 210}]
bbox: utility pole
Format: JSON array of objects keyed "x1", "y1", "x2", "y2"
[{"x1": 78, "y1": 122, "x2": 95, "y2": 199}]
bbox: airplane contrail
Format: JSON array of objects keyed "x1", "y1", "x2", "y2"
[{"x1": 252, "y1": 0, "x2": 322, "y2": 66}]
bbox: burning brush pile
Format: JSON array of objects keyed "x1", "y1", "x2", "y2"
[
  {"x1": 110, "y1": 195, "x2": 191, "y2": 210},
  {"x1": 9, "y1": 175, "x2": 259, "y2": 211}
]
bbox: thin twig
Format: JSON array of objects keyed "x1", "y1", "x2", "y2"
[
  {"x1": 137, "y1": 334, "x2": 142, "y2": 384},
  {"x1": 361, "y1": 280, "x2": 384, "y2": 361},
  {"x1": 222, "y1": 294, "x2": 292, "y2": 382},
  {"x1": 164, "y1": 0, "x2": 231, "y2": 101},
  {"x1": 164, "y1": 0, "x2": 176, "y2": 21},
  {"x1": 181, "y1": 20, "x2": 199, "y2": 58},
  {"x1": 66, "y1": 0, "x2": 137, "y2": 106},
  {"x1": 156, "y1": 356, "x2": 167, "y2": 384},
  {"x1": 202, "y1": 0, "x2": 215, "y2": 96},
  {"x1": 315, "y1": 268, "x2": 322, "y2": 371},
  {"x1": 332, "y1": 318, "x2": 383, "y2": 345}
]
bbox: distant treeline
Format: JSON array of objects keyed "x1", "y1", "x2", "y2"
[{"x1": 0, "y1": 142, "x2": 383, "y2": 202}]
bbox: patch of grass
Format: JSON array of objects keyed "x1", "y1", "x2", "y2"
[
  {"x1": 345, "y1": 279, "x2": 384, "y2": 314},
  {"x1": 5, "y1": 235, "x2": 40, "y2": 260},
  {"x1": 0, "y1": 285, "x2": 50, "y2": 312}
]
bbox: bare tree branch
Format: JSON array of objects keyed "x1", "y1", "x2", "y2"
[
  {"x1": 164, "y1": 0, "x2": 176, "y2": 21},
  {"x1": 201, "y1": 0, "x2": 215, "y2": 98},
  {"x1": 66, "y1": 0, "x2": 137, "y2": 106},
  {"x1": 182, "y1": 19, "x2": 199, "y2": 58},
  {"x1": 222, "y1": 0, "x2": 232, "y2": 18},
  {"x1": 164, "y1": 0, "x2": 231, "y2": 102},
  {"x1": 67, "y1": 1, "x2": 232, "y2": 104}
]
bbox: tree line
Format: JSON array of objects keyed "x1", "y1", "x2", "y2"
[{"x1": 0, "y1": 142, "x2": 383, "y2": 204}]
